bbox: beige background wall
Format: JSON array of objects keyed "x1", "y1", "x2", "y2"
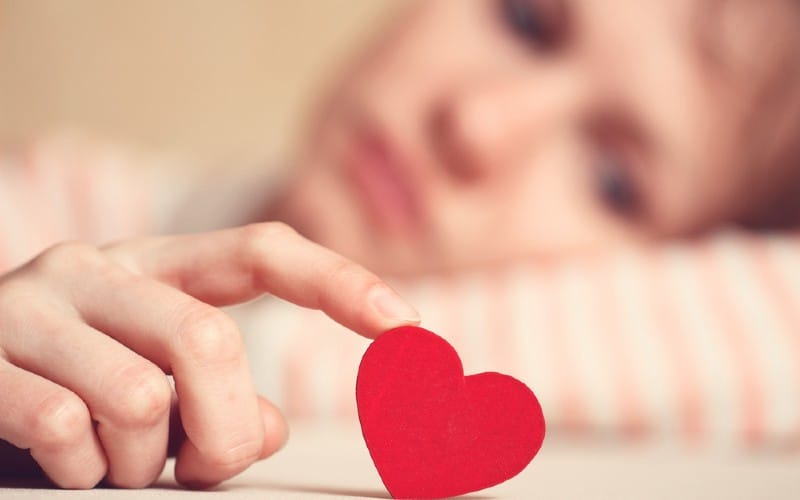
[{"x1": 0, "y1": 0, "x2": 401, "y2": 159}]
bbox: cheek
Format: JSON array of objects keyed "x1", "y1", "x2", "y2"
[
  {"x1": 432, "y1": 145, "x2": 640, "y2": 260},
  {"x1": 497, "y1": 165, "x2": 601, "y2": 254},
  {"x1": 285, "y1": 165, "x2": 369, "y2": 253},
  {"x1": 512, "y1": 161, "x2": 645, "y2": 254}
]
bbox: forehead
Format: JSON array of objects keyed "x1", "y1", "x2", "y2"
[
  {"x1": 574, "y1": 0, "x2": 800, "y2": 233},
  {"x1": 574, "y1": 0, "x2": 798, "y2": 75}
]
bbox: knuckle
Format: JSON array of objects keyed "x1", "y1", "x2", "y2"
[
  {"x1": 30, "y1": 392, "x2": 90, "y2": 451},
  {"x1": 250, "y1": 221, "x2": 297, "y2": 240},
  {"x1": 175, "y1": 305, "x2": 242, "y2": 367},
  {"x1": 107, "y1": 363, "x2": 172, "y2": 427},
  {"x1": 31, "y1": 241, "x2": 103, "y2": 276},
  {"x1": 100, "y1": 237, "x2": 150, "y2": 273},
  {"x1": 240, "y1": 222, "x2": 297, "y2": 259}
]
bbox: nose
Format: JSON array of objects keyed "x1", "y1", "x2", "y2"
[{"x1": 429, "y1": 70, "x2": 586, "y2": 182}]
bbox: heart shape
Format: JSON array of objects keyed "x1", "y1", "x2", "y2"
[{"x1": 356, "y1": 326, "x2": 545, "y2": 499}]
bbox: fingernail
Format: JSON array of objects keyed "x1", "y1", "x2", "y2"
[{"x1": 370, "y1": 285, "x2": 420, "y2": 323}]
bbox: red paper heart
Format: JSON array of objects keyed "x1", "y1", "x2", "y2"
[{"x1": 356, "y1": 326, "x2": 545, "y2": 499}]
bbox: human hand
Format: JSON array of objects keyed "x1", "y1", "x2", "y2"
[{"x1": 0, "y1": 222, "x2": 419, "y2": 489}]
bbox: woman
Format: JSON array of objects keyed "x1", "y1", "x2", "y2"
[{"x1": 0, "y1": 0, "x2": 799, "y2": 490}]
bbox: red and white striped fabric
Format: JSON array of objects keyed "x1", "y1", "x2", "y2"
[
  {"x1": 239, "y1": 234, "x2": 800, "y2": 450},
  {"x1": 0, "y1": 136, "x2": 150, "y2": 271},
  {"x1": 2, "y1": 137, "x2": 799, "y2": 450}
]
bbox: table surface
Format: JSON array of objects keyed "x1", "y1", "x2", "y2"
[{"x1": 2, "y1": 422, "x2": 799, "y2": 499}]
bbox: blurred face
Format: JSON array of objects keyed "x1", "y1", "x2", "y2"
[{"x1": 269, "y1": 0, "x2": 800, "y2": 275}]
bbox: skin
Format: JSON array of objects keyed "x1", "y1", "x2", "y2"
[
  {"x1": 270, "y1": 0, "x2": 800, "y2": 275},
  {"x1": 1, "y1": 0, "x2": 799, "y2": 490},
  {"x1": 0, "y1": 225, "x2": 419, "y2": 488}
]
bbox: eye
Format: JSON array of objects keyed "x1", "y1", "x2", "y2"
[
  {"x1": 594, "y1": 153, "x2": 640, "y2": 217},
  {"x1": 499, "y1": 0, "x2": 565, "y2": 51}
]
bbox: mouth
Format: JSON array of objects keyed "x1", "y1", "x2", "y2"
[{"x1": 342, "y1": 125, "x2": 423, "y2": 236}]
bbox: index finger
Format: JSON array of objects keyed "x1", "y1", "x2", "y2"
[{"x1": 106, "y1": 222, "x2": 420, "y2": 339}]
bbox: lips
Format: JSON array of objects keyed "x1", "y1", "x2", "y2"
[{"x1": 343, "y1": 127, "x2": 422, "y2": 235}]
